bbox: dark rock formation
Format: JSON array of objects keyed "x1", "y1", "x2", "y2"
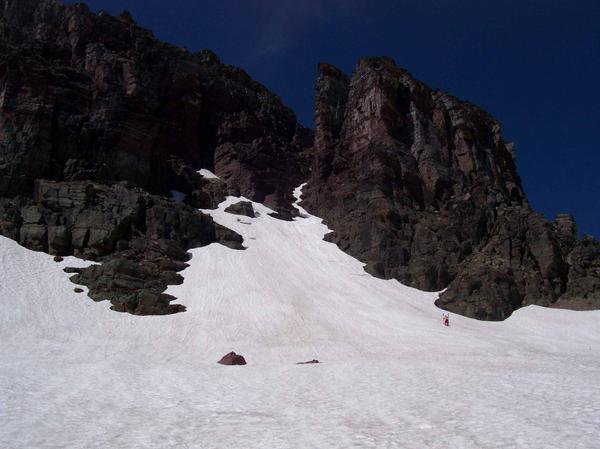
[
  {"x1": 303, "y1": 57, "x2": 600, "y2": 320},
  {"x1": 0, "y1": 0, "x2": 312, "y2": 211},
  {"x1": 267, "y1": 210, "x2": 295, "y2": 221},
  {"x1": 296, "y1": 359, "x2": 320, "y2": 365},
  {"x1": 217, "y1": 352, "x2": 247, "y2": 365},
  {"x1": 0, "y1": 179, "x2": 243, "y2": 314},
  {"x1": 0, "y1": 0, "x2": 311, "y2": 314},
  {"x1": 190, "y1": 175, "x2": 229, "y2": 209},
  {"x1": 225, "y1": 201, "x2": 255, "y2": 218},
  {"x1": 553, "y1": 234, "x2": 600, "y2": 310}
]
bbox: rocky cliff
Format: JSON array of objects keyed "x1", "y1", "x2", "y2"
[
  {"x1": 0, "y1": 0, "x2": 311, "y2": 209},
  {"x1": 0, "y1": 0, "x2": 311, "y2": 314},
  {"x1": 302, "y1": 58, "x2": 600, "y2": 320}
]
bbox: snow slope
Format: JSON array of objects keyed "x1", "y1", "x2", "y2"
[
  {"x1": 1, "y1": 185, "x2": 599, "y2": 449},
  {"x1": 198, "y1": 168, "x2": 220, "y2": 179}
]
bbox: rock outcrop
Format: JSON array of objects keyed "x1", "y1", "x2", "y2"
[
  {"x1": 0, "y1": 0, "x2": 311, "y2": 314},
  {"x1": 303, "y1": 58, "x2": 600, "y2": 320},
  {"x1": 217, "y1": 352, "x2": 247, "y2": 365},
  {"x1": 225, "y1": 201, "x2": 256, "y2": 218},
  {"x1": 0, "y1": 179, "x2": 243, "y2": 314}
]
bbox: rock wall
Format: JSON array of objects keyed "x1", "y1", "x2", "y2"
[
  {"x1": 0, "y1": 0, "x2": 311, "y2": 314},
  {"x1": 0, "y1": 0, "x2": 312, "y2": 212},
  {"x1": 303, "y1": 57, "x2": 600, "y2": 320}
]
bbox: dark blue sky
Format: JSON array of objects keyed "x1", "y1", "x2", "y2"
[{"x1": 80, "y1": 0, "x2": 599, "y2": 238}]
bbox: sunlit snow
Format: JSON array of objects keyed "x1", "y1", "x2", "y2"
[
  {"x1": 1, "y1": 184, "x2": 599, "y2": 449},
  {"x1": 198, "y1": 168, "x2": 220, "y2": 179}
]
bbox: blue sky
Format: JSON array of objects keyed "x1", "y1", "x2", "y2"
[{"x1": 79, "y1": 0, "x2": 600, "y2": 238}]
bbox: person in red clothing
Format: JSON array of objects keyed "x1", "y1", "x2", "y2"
[{"x1": 443, "y1": 313, "x2": 450, "y2": 327}]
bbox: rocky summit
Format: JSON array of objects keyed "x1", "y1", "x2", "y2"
[{"x1": 0, "y1": 0, "x2": 598, "y2": 319}]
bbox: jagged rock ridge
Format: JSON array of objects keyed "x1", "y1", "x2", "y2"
[{"x1": 302, "y1": 57, "x2": 600, "y2": 320}]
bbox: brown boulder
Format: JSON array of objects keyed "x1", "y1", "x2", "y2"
[{"x1": 217, "y1": 352, "x2": 247, "y2": 365}]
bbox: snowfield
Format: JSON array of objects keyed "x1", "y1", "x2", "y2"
[{"x1": 1, "y1": 185, "x2": 599, "y2": 449}]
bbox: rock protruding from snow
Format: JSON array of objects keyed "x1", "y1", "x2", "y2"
[
  {"x1": 224, "y1": 201, "x2": 255, "y2": 218},
  {"x1": 7, "y1": 180, "x2": 244, "y2": 315},
  {"x1": 217, "y1": 352, "x2": 247, "y2": 366},
  {"x1": 296, "y1": 359, "x2": 320, "y2": 365}
]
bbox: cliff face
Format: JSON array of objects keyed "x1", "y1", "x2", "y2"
[
  {"x1": 0, "y1": 0, "x2": 311, "y2": 314},
  {"x1": 303, "y1": 58, "x2": 600, "y2": 320},
  {"x1": 0, "y1": 0, "x2": 311, "y2": 210}
]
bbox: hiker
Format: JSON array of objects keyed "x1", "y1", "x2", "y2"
[{"x1": 443, "y1": 313, "x2": 450, "y2": 327}]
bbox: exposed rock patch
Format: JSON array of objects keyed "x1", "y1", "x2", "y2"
[
  {"x1": 0, "y1": 179, "x2": 244, "y2": 314},
  {"x1": 218, "y1": 352, "x2": 247, "y2": 365},
  {"x1": 225, "y1": 201, "x2": 255, "y2": 218}
]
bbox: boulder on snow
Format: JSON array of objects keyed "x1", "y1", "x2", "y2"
[
  {"x1": 224, "y1": 201, "x2": 255, "y2": 218},
  {"x1": 217, "y1": 352, "x2": 247, "y2": 365},
  {"x1": 296, "y1": 359, "x2": 320, "y2": 364},
  {"x1": 74, "y1": 288, "x2": 84, "y2": 293}
]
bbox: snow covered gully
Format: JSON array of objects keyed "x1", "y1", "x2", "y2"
[{"x1": 1, "y1": 185, "x2": 599, "y2": 448}]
